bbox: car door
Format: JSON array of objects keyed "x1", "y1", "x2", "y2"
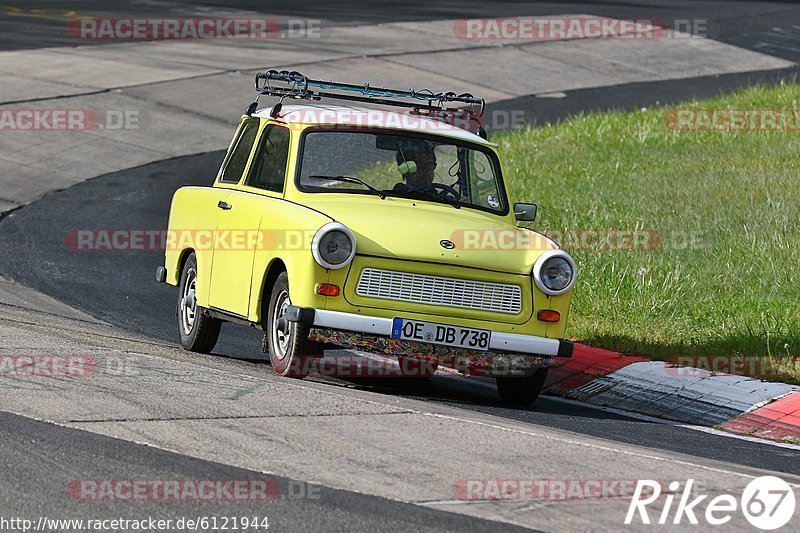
[
  {"x1": 207, "y1": 118, "x2": 261, "y2": 317},
  {"x1": 209, "y1": 122, "x2": 291, "y2": 317}
]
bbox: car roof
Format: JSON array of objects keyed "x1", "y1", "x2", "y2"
[{"x1": 254, "y1": 104, "x2": 495, "y2": 146}]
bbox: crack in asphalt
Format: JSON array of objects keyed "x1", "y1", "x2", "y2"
[
  {"x1": 0, "y1": 203, "x2": 23, "y2": 222},
  {"x1": 68, "y1": 411, "x2": 416, "y2": 424}
]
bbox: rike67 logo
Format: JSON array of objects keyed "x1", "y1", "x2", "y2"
[{"x1": 626, "y1": 476, "x2": 796, "y2": 529}]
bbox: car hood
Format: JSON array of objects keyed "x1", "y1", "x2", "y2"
[{"x1": 304, "y1": 196, "x2": 557, "y2": 275}]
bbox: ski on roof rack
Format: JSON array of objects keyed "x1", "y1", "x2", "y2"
[{"x1": 245, "y1": 69, "x2": 486, "y2": 134}]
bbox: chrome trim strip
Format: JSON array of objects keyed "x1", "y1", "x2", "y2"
[{"x1": 310, "y1": 309, "x2": 560, "y2": 356}]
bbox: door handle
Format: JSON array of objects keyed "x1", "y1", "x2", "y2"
[{"x1": 217, "y1": 201, "x2": 232, "y2": 210}]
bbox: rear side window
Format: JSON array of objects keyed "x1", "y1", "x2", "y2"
[
  {"x1": 245, "y1": 125, "x2": 290, "y2": 193},
  {"x1": 219, "y1": 120, "x2": 259, "y2": 183}
]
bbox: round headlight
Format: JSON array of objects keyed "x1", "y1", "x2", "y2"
[
  {"x1": 533, "y1": 251, "x2": 577, "y2": 296},
  {"x1": 312, "y1": 222, "x2": 356, "y2": 269}
]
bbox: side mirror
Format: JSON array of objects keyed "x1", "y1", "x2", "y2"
[{"x1": 514, "y1": 202, "x2": 537, "y2": 222}]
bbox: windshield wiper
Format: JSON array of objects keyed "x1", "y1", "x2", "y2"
[
  {"x1": 309, "y1": 175, "x2": 386, "y2": 199},
  {"x1": 391, "y1": 188, "x2": 461, "y2": 209}
]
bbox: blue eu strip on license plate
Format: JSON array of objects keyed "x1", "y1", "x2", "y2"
[{"x1": 391, "y1": 317, "x2": 491, "y2": 350}]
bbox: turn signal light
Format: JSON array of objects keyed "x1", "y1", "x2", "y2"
[
  {"x1": 537, "y1": 309, "x2": 561, "y2": 323},
  {"x1": 315, "y1": 283, "x2": 340, "y2": 297}
]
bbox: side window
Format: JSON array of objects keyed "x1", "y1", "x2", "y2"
[
  {"x1": 468, "y1": 151, "x2": 504, "y2": 211},
  {"x1": 219, "y1": 120, "x2": 259, "y2": 183},
  {"x1": 245, "y1": 125, "x2": 290, "y2": 193}
]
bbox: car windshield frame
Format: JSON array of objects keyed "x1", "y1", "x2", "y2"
[{"x1": 294, "y1": 126, "x2": 510, "y2": 216}]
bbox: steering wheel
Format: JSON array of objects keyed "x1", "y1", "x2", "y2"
[{"x1": 424, "y1": 182, "x2": 460, "y2": 199}]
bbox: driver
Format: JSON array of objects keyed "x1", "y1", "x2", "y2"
[{"x1": 393, "y1": 140, "x2": 437, "y2": 192}]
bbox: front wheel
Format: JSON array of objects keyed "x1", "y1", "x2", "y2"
[
  {"x1": 496, "y1": 368, "x2": 549, "y2": 407},
  {"x1": 265, "y1": 272, "x2": 321, "y2": 378},
  {"x1": 177, "y1": 253, "x2": 221, "y2": 353}
]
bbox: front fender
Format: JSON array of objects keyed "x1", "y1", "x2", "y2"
[{"x1": 246, "y1": 204, "x2": 333, "y2": 323}]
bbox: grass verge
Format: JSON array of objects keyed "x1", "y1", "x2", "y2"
[{"x1": 498, "y1": 82, "x2": 800, "y2": 383}]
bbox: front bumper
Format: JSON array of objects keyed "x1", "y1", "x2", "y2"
[
  {"x1": 155, "y1": 266, "x2": 167, "y2": 283},
  {"x1": 286, "y1": 306, "x2": 572, "y2": 357}
]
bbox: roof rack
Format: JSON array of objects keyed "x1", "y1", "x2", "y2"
[{"x1": 246, "y1": 69, "x2": 486, "y2": 134}]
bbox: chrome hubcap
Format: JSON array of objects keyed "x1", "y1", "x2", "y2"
[
  {"x1": 271, "y1": 289, "x2": 293, "y2": 361},
  {"x1": 180, "y1": 268, "x2": 197, "y2": 336}
]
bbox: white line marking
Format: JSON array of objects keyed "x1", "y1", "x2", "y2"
[
  {"x1": 418, "y1": 411, "x2": 800, "y2": 482},
  {"x1": 385, "y1": 357, "x2": 800, "y2": 451}
]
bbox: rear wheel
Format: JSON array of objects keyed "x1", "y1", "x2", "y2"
[
  {"x1": 177, "y1": 253, "x2": 221, "y2": 353},
  {"x1": 266, "y1": 272, "x2": 321, "y2": 378},
  {"x1": 496, "y1": 368, "x2": 549, "y2": 407}
]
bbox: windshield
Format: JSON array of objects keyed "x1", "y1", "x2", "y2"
[{"x1": 297, "y1": 130, "x2": 508, "y2": 214}]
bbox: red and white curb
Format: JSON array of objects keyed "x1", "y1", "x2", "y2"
[
  {"x1": 543, "y1": 345, "x2": 800, "y2": 443},
  {"x1": 720, "y1": 392, "x2": 800, "y2": 442}
]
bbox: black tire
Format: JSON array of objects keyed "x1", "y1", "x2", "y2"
[
  {"x1": 177, "y1": 253, "x2": 221, "y2": 353},
  {"x1": 397, "y1": 356, "x2": 439, "y2": 379},
  {"x1": 496, "y1": 368, "x2": 549, "y2": 407},
  {"x1": 265, "y1": 272, "x2": 321, "y2": 378}
]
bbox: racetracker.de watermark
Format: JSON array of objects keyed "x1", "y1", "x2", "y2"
[
  {"x1": 450, "y1": 229, "x2": 707, "y2": 252},
  {"x1": 453, "y1": 479, "x2": 655, "y2": 501},
  {"x1": 67, "y1": 18, "x2": 320, "y2": 40},
  {"x1": 64, "y1": 229, "x2": 311, "y2": 252},
  {"x1": 299, "y1": 355, "x2": 440, "y2": 378},
  {"x1": 0, "y1": 355, "x2": 96, "y2": 379},
  {"x1": 68, "y1": 479, "x2": 279, "y2": 501},
  {"x1": 274, "y1": 107, "x2": 531, "y2": 132},
  {"x1": 67, "y1": 479, "x2": 320, "y2": 501},
  {"x1": 665, "y1": 109, "x2": 800, "y2": 131},
  {"x1": 0, "y1": 354, "x2": 138, "y2": 379},
  {"x1": 454, "y1": 17, "x2": 712, "y2": 41},
  {"x1": 0, "y1": 109, "x2": 140, "y2": 131},
  {"x1": 666, "y1": 355, "x2": 799, "y2": 380},
  {"x1": 455, "y1": 17, "x2": 665, "y2": 41},
  {"x1": 64, "y1": 228, "x2": 709, "y2": 253}
]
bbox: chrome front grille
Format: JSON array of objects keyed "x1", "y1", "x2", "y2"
[{"x1": 355, "y1": 268, "x2": 522, "y2": 314}]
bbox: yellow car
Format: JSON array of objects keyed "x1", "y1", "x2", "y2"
[{"x1": 156, "y1": 70, "x2": 577, "y2": 406}]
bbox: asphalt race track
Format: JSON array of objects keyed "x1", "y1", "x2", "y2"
[
  {"x1": 0, "y1": 411, "x2": 533, "y2": 532},
  {"x1": 0, "y1": 151, "x2": 798, "y2": 476},
  {"x1": 2, "y1": 0, "x2": 800, "y2": 60},
  {"x1": 3, "y1": 1, "x2": 800, "y2": 531}
]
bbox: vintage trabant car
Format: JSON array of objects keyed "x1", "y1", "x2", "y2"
[{"x1": 156, "y1": 70, "x2": 577, "y2": 405}]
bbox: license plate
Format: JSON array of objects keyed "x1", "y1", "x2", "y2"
[{"x1": 391, "y1": 318, "x2": 491, "y2": 350}]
